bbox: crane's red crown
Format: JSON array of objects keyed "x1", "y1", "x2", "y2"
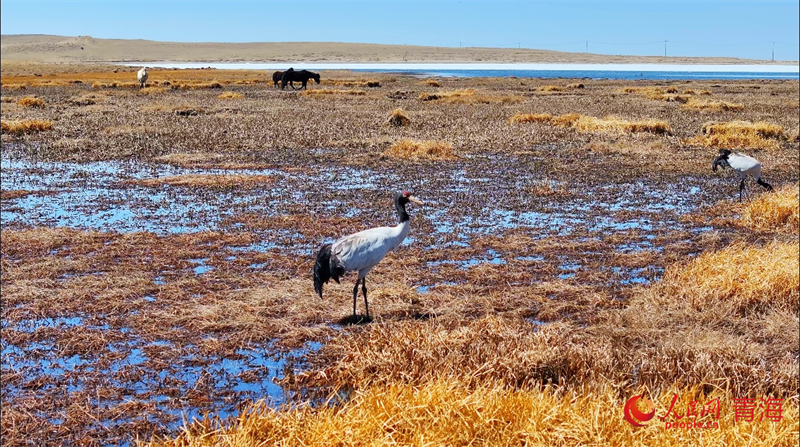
[{"x1": 402, "y1": 191, "x2": 410, "y2": 197}]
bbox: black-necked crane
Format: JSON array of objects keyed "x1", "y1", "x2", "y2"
[
  {"x1": 313, "y1": 191, "x2": 424, "y2": 320},
  {"x1": 712, "y1": 149, "x2": 773, "y2": 201}
]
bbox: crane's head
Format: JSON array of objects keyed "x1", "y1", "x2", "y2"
[
  {"x1": 396, "y1": 190, "x2": 424, "y2": 206},
  {"x1": 712, "y1": 149, "x2": 731, "y2": 172}
]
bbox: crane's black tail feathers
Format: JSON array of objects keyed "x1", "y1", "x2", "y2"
[
  {"x1": 757, "y1": 178, "x2": 773, "y2": 191},
  {"x1": 313, "y1": 243, "x2": 333, "y2": 298}
]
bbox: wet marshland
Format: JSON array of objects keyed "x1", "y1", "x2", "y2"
[{"x1": 1, "y1": 70, "x2": 798, "y2": 445}]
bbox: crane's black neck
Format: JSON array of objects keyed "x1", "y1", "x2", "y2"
[{"x1": 395, "y1": 198, "x2": 410, "y2": 223}]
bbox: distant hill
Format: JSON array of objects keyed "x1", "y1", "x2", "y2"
[{"x1": 2, "y1": 34, "x2": 795, "y2": 65}]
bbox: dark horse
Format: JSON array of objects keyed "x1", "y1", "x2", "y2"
[
  {"x1": 275, "y1": 68, "x2": 320, "y2": 90},
  {"x1": 272, "y1": 70, "x2": 285, "y2": 88}
]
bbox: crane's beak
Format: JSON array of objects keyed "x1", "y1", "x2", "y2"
[{"x1": 408, "y1": 195, "x2": 424, "y2": 206}]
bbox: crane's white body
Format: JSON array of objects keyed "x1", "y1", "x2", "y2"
[
  {"x1": 137, "y1": 67, "x2": 149, "y2": 88},
  {"x1": 331, "y1": 220, "x2": 410, "y2": 279},
  {"x1": 725, "y1": 152, "x2": 762, "y2": 181},
  {"x1": 313, "y1": 191, "x2": 422, "y2": 319},
  {"x1": 713, "y1": 150, "x2": 772, "y2": 201}
]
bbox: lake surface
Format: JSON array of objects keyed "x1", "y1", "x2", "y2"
[{"x1": 122, "y1": 62, "x2": 800, "y2": 80}]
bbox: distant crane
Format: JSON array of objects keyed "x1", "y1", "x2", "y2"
[
  {"x1": 712, "y1": 149, "x2": 773, "y2": 201},
  {"x1": 137, "y1": 67, "x2": 148, "y2": 89},
  {"x1": 313, "y1": 191, "x2": 424, "y2": 321}
]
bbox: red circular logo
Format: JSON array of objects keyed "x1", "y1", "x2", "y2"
[{"x1": 624, "y1": 395, "x2": 656, "y2": 426}]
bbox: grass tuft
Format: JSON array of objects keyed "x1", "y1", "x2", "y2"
[
  {"x1": 681, "y1": 98, "x2": 744, "y2": 111},
  {"x1": 122, "y1": 174, "x2": 274, "y2": 189},
  {"x1": 647, "y1": 240, "x2": 798, "y2": 313},
  {"x1": 324, "y1": 79, "x2": 381, "y2": 88},
  {"x1": 383, "y1": 139, "x2": 457, "y2": 160},
  {"x1": 741, "y1": 184, "x2": 799, "y2": 233},
  {"x1": 217, "y1": 91, "x2": 243, "y2": 99},
  {"x1": 512, "y1": 113, "x2": 669, "y2": 134},
  {"x1": 420, "y1": 89, "x2": 523, "y2": 104},
  {"x1": 509, "y1": 113, "x2": 553, "y2": 124},
  {"x1": 299, "y1": 89, "x2": 366, "y2": 97},
  {"x1": 16, "y1": 96, "x2": 45, "y2": 107},
  {"x1": 387, "y1": 108, "x2": 411, "y2": 127},
  {"x1": 684, "y1": 120, "x2": 786, "y2": 150},
  {"x1": 139, "y1": 87, "x2": 166, "y2": 95},
  {"x1": 1, "y1": 119, "x2": 52, "y2": 135},
  {"x1": 538, "y1": 85, "x2": 566, "y2": 92}
]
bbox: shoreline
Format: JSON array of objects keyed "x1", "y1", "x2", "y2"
[{"x1": 118, "y1": 62, "x2": 800, "y2": 72}]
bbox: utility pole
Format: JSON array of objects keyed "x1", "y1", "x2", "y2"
[
  {"x1": 664, "y1": 40, "x2": 668, "y2": 57},
  {"x1": 586, "y1": 40, "x2": 588, "y2": 53},
  {"x1": 772, "y1": 41, "x2": 775, "y2": 61}
]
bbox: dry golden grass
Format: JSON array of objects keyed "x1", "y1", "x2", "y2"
[
  {"x1": 0, "y1": 83, "x2": 27, "y2": 90},
  {"x1": 573, "y1": 115, "x2": 671, "y2": 134},
  {"x1": 681, "y1": 98, "x2": 744, "y2": 111},
  {"x1": 1, "y1": 119, "x2": 52, "y2": 135},
  {"x1": 153, "y1": 153, "x2": 273, "y2": 170},
  {"x1": 217, "y1": 91, "x2": 243, "y2": 99},
  {"x1": 139, "y1": 86, "x2": 166, "y2": 95},
  {"x1": 538, "y1": 85, "x2": 566, "y2": 92},
  {"x1": 0, "y1": 96, "x2": 14, "y2": 103},
  {"x1": 741, "y1": 184, "x2": 799, "y2": 233},
  {"x1": 324, "y1": 79, "x2": 380, "y2": 88},
  {"x1": 685, "y1": 120, "x2": 787, "y2": 150},
  {"x1": 383, "y1": 139, "x2": 457, "y2": 160},
  {"x1": 144, "y1": 381, "x2": 799, "y2": 447},
  {"x1": 169, "y1": 81, "x2": 223, "y2": 90},
  {"x1": 91, "y1": 81, "x2": 140, "y2": 89},
  {"x1": 648, "y1": 240, "x2": 798, "y2": 313},
  {"x1": 566, "y1": 83, "x2": 585, "y2": 89},
  {"x1": 122, "y1": 174, "x2": 274, "y2": 189},
  {"x1": 16, "y1": 96, "x2": 44, "y2": 107},
  {"x1": 422, "y1": 79, "x2": 441, "y2": 87},
  {"x1": 512, "y1": 113, "x2": 670, "y2": 135},
  {"x1": 622, "y1": 86, "x2": 696, "y2": 103},
  {"x1": 510, "y1": 113, "x2": 554, "y2": 124},
  {"x1": 419, "y1": 88, "x2": 523, "y2": 104},
  {"x1": 387, "y1": 108, "x2": 411, "y2": 127},
  {"x1": 622, "y1": 86, "x2": 665, "y2": 98},
  {"x1": 299, "y1": 89, "x2": 366, "y2": 96}
]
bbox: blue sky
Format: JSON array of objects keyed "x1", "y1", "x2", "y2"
[{"x1": 2, "y1": 1, "x2": 798, "y2": 60}]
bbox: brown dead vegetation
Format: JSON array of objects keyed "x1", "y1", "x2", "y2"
[
  {"x1": 16, "y1": 97, "x2": 44, "y2": 108},
  {"x1": 387, "y1": 108, "x2": 411, "y2": 127},
  {"x1": 419, "y1": 88, "x2": 523, "y2": 104},
  {"x1": 741, "y1": 184, "x2": 799, "y2": 233},
  {"x1": 684, "y1": 120, "x2": 787, "y2": 150},
  {"x1": 382, "y1": 139, "x2": 457, "y2": 160},
  {"x1": 511, "y1": 112, "x2": 670, "y2": 135},
  {"x1": 122, "y1": 174, "x2": 274, "y2": 189},
  {"x1": 1, "y1": 119, "x2": 52, "y2": 135},
  {"x1": 1, "y1": 69, "x2": 798, "y2": 446}
]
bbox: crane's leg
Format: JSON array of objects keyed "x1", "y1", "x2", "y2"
[
  {"x1": 739, "y1": 179, "x2": 745, "y2": 202},
  {"x1": 362, "y1": 277, "x2": 369, "y2": 318},
  {"x1": 352, "y1": 279, "x2": 360, "y2": 317}
]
